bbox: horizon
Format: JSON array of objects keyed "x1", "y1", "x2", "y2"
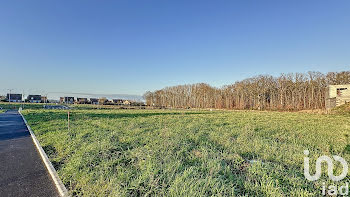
[
  {"x1": 0, "y1": 91, "x2": 143, "y2": 101},
  {"x1": 1, "y1": 1, "x2": 350, "y2": 96},
  {"x1": 1, "y1": 70, "x2": 349, "y2": 100}
]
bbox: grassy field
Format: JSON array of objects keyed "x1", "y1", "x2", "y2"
[
  {"x1": 22, "y1": 108, "x2": 350, "y2": 196},
  {"x1": 0, "y1": 102, "x2": 46, "y2": 110}
]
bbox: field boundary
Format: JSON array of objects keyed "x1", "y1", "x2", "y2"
[{"x1": 18, "y1": 109, "x2": 69, "y2": 197}]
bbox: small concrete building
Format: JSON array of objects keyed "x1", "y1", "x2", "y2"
[{"x1": 326, "y1": 84, "x2": 350, "y2": 109}]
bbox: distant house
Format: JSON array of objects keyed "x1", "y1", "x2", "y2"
[
  {"x1": 27, "y1": 95, "x2": 42, "y2": 103},
  {"x1": 0, "y1": 95, "x2": 6, "y2": 101},
  {"x1": 7, "y1": 94, "x2": 22, "y2": 102},
  {"x1": 77, "y1": 98, "x2": 88, "y2": 104},
  {"x1": 90, "y1": 98, "x2": 99, "y2": 105},
  {"x1": 98, "y1": 97, "x2": 108, "y2": 105},
  {"x1": 60, "y1": 97, "x2": 75, "y2": 104},
  {"x1": 123, "y1": 100, "x2": 131, "y2": 105},
  {"x1": 113, "y1": 99, "x2": 124, "y2": 105},
  {"x1": 326, "y1": 84, "x2": 350, "y2": 109},
  {"x1": 41, "y1": 96, "x2": 48, "y2": 103}
]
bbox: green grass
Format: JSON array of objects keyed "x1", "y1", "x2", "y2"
[
  {"x1": 22, "y1": 109, "x2": 350, "y2": 196},
  {"x1": 0, "y1": 102, "x2": 46, "y2": 110}
]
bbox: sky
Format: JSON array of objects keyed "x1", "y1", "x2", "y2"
[{"x1": 0, "y1": 0, "x2": 349, "y2": 99}]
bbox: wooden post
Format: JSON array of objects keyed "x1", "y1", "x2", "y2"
[{"x1": 68, "y1": 111, "x2": 70, "y2": 131}]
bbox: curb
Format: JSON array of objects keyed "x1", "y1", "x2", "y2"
[{"x1": 18, "y1": 109, "x2": 69, "y2": 197}]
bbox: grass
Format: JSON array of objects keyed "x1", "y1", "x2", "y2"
[
  {"x1": 0, "y1": 102, "x2": 46, "y2": 110},
  {"x1": 332, "y1": 102, "x2": 350, "y2": 115},
  {"x1": 22, "y1": 108, "x2": 350, "y2": 196}
]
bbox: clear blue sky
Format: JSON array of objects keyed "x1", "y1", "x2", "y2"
[{"x1": 1, "y1": 0, "x2": 349, "y2": 97}]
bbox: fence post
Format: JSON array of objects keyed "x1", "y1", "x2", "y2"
[{"x1": 68, "y1": 111, "x2": 70, "y2": 131}]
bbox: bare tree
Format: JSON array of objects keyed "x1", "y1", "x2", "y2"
[{"x1": 145, "y1": 71, "x2": 350, "y2": 111}]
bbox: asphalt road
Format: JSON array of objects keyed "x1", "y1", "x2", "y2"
[{"x1": 0, "y1": 110, "x2": 59, "y2": 197}]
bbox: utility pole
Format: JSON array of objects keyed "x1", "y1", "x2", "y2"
[{"x1": 7, "y1": 89, "x2": 13, "y2": 107}]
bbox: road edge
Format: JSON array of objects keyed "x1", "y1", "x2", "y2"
[{"x1": 18, "y1": 109, "x2": 69, "y2": 197}]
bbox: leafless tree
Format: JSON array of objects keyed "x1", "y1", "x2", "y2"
[{"x1": 144, "y1": 71, "x2": 350, "y2": 110}]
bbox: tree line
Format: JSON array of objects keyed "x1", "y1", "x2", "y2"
[{"x1": 144, "y1": 71, "x2": 350, "y2": 110}]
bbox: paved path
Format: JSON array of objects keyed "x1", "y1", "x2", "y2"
[{"x1": 0, "y1": 110, "x2": 59, "y2": 197}]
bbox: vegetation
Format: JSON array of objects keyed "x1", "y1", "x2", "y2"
[
  {"x1": 22, "y1": 108, "x2": 350, "y2": 196},
  {"x1": 72, "y1": 104, "x2": 146, "y2": 110},
  {"x1": 0, "y1": 102, "x2": 145, "y2": 111},
  {"x1": 0, "y1": 102, "x2": 46, "y2": 110},
  {"x1": 332, "y1": 102, "x2": 350, "y2": 115},
  {"x1": 144, "y1": 71, "x2": 350, "y2": 110}
]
